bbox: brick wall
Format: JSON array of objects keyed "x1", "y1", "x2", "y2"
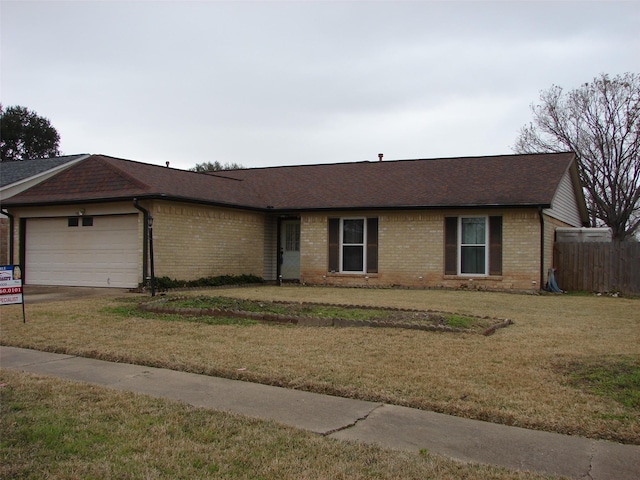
[
  {"x1": 151, "y1": 201, "x2": 266, "y2": 281},
  {"x1": 500, "y1": 210, "x2": 543, "y2": 290},
  {"x1": 3, "y1": 201, "x2": 574, "y2": 289},
  {"x1": 299, "y1": 209, "x2": 550, "y2": 292},
  {"x1": 0, "y1": 217, "x2": 8, "y2": 265}
]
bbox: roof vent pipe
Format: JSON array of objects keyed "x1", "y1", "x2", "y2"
[
  {"x1": 166, "y1": 161, "x2": 170, "y2": 168},
  {"x1": 378, "y1": 153, "x2": 383, "y2": 161}
]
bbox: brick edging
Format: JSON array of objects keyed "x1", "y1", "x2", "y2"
[{"x1": 139, "y1": 297, "x2": 513, "y2": 335}]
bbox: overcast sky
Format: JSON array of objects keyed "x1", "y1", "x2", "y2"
[{"x1": 1, "y1": 1, "x2": 638, "y2": 170}]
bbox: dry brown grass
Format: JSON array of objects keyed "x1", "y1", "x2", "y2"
[
  {"x1": 1, "y1": 286, "x2": 639, "y2": 444},
  {"x1": 0, "y1": 369, "x2": 558, "y2": 480}
]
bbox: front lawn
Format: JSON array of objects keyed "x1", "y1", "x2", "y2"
[
  {"x1": 0, "y1": 369, "x2": 556, "y2": 480},
  {"x1": 1, "y1": 286, "x2": 638, "y2": 444}
]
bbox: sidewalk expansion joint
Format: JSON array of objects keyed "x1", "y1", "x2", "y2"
[
  {"x1": 322, "y1": 403, "x2": 384, "y2": 437},
  {"x1": 584, "y1": 441, "x2": 596, "y2": 480},
  {"x1": 17, "y1": 355, "x2": 79, "y2": 368}
]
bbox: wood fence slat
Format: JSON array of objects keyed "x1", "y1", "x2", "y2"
[{"x1": 553, "y1": 241, "x2": 640, "y2": 296}]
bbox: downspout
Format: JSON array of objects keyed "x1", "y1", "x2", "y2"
[
  {"x1": 276, "y1": 217, "x2": 283, "y2": 285},
  {"x1": 148, "y1": 216, "x2": 155, "y2": 297},
  {"x1": 1, "y1": 209, "x2": 15, "y2": 264},
  {"x1": 538, "y1": 206, "x2": 545, "y2": 290},
  {"x1": 133, "y1": 199, "x2": 156, "y2": 297}
]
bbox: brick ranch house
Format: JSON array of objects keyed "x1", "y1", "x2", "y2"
[{"x1": 0, "y1": 152, "x2": 588, "y2": 291}]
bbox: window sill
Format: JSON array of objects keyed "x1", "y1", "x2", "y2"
[
  {"x1": 326, "y1": 272, "x2": 379, "y2": 278},
  {"x1": 443, "y1": 275, "x2": 503, "y2": 281}
]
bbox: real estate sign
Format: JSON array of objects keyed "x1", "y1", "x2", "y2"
[{"x1": 0, "y1": 265, "x2": 25, "y2": 322}]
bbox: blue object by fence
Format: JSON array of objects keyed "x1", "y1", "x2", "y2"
[{"x1": 545, "y1": 268, "x2": 563, "y2": 293}]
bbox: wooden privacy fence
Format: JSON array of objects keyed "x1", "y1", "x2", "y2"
[{"x1": 553, "y1": 241, "x2": 640, "y2": 295}]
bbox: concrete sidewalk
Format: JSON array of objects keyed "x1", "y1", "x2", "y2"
[{"x1": 1, "y1": 346, "x2": 638, "y2": 479}]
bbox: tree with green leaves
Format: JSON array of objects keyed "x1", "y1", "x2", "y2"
[
  {"x1": 0, "y1": 105, "x2": 61, "y2": 162},
  {"x1": 190, "y1": 161, "x2": 244, "y2": 172},
  {"x1": 514, "y1": 73, "x2": 640, "y2": 241}
]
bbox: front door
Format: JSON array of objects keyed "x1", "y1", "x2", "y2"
[{"x1": 280, "y1": 219, "x2": 300, "y2": 280}]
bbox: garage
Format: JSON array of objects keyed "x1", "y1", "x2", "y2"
[{"x1": 25, "y1": 214, "x2": 140, "y2": 288}]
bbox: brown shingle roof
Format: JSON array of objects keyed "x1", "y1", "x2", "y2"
[
  {"x1": 2, "y1": 152, "x2": 577, "y2": 211},
  {"x1": 2, "y1": 155, "x2": 265, "y2": 208},
  {"x1": 220, "y1": 152, "x2": 577, "y2": 210}
]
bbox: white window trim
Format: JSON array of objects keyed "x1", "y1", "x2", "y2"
[
  {"x1": 339, "y1": 217, "x2": 367, "y2": 274},
  {"x1": 458, "y1": 216, "x2": 489, "y2": 276}
]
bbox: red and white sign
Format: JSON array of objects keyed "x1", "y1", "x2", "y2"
[
  {"x1": 0, "y1": 286, "x2": 22, "y2": 295},
  {"x1": 0, "y1": 266, "x2": 23, "y2": 305}
]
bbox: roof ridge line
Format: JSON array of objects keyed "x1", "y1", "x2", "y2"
[
  {"x1": 92, "y1": 155, "x2": 152, "y2": 191},
  {"x1": 216, "y1": 151, "x2": 577, "y2": 172}
]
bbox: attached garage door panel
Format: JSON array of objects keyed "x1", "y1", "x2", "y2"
[{"x1": 26, "y1": 215, "x2": 139, "y2": 287}]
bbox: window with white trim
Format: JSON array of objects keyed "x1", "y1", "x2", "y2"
[
  {"x1": 341, "y1": 218, "x2": 366, "y2": 272},
  {"x1": 459, "y1": 217, "x2": 487, "y2": 274},
  {"x1": 328, "y1": 217, "x2": 378, "y2": 274},
  {"x1": 444, "y1": 215, "x2": 502, "y2": 276}
]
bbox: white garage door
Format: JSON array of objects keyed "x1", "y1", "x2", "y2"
[{"x1": 25, "y1": 214, "x2": 139, "y2": 288}]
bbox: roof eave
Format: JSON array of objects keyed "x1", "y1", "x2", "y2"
[
  {"x1": 1, "y1": 193, "x2": 267, "y2": 213},
  {"x1": 266, "y1": 203, "x2": 553, "y2": 213},
  {"x1": 2, "y1": 193, "x2": 553, "y2": 214}
]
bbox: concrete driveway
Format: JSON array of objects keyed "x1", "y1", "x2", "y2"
[{"x1": 22, "y1": 285, "x2": 144, "y2": 304}]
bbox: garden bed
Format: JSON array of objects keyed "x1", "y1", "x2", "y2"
[{"x1": 140, "y1": 296, "x2": 512, "y2": 335}]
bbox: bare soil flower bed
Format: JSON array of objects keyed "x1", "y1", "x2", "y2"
[{"x1": 140, "y1": 295, "x2": 513, "y2": 335}]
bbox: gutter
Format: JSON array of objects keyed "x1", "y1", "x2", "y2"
[
  {"x1": 1, "y1": 195, "x2": 554, "y2": 214},
  {"x1": 133, "y1": 199, "x2": 156, "y2": 297},
  {"x1": 1, "y1": 194, "x2": 268, "y2": 213},
  {"x1": 261, "y1": 202, "x2": 555, "y2": 214},
  {"x1": 1, "y1": 209, "x2": 14, "y2": 264}
]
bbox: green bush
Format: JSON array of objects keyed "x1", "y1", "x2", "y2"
[{"x1": 150, "y1": 274, "x2": 263, "y2": 291}]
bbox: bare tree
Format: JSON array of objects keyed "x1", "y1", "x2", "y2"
[
  {"x1": 514, "y1": 73, "x2": 640, "y2": 241},
  {"x1": 190, "y1": 161, "x2": 244, "y2": 172}
]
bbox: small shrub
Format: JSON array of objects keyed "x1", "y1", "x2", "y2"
[{"x1": 150, "y1": 274, "x2": 263, "y2": 291}]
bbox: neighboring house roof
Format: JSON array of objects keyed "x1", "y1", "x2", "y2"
[
  {"x1": 0, "y1": 154, "x2": 89, "y2": 188},
  {"x1": 2, "y1": 152, "x2": 586, "y2": 220}
]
